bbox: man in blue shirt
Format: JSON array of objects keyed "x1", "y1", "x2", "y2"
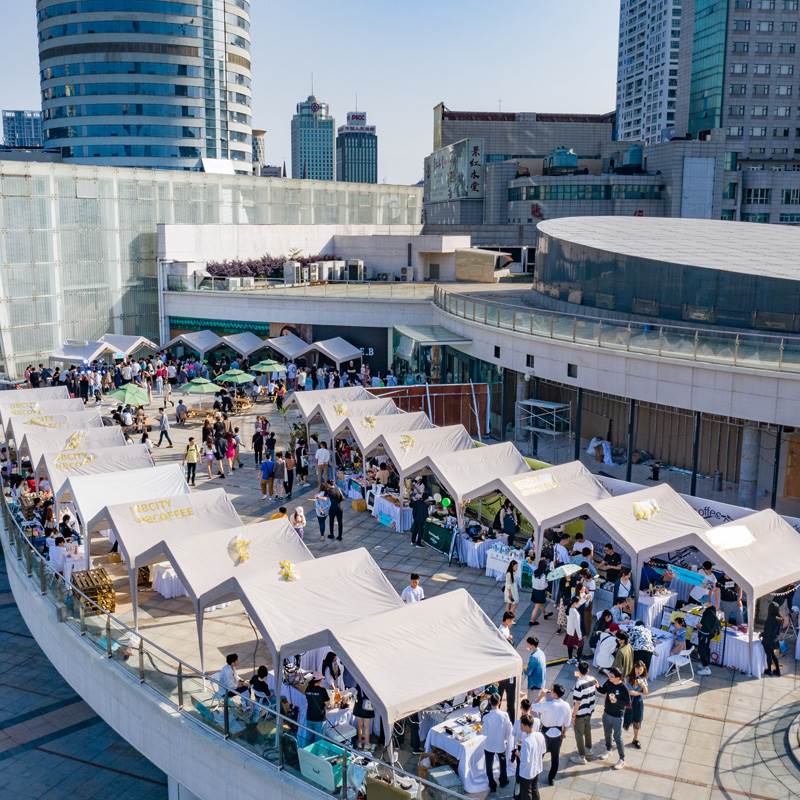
[
  {"x1": 260, "y1": 454, "x2": 275, "y2": 500},
  {"x1": 525, "y1": 636, "x2": 546, "y2": 703}
]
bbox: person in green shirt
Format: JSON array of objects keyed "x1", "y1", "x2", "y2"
[{"x1": 610, "y1": 630, "x2": 633, "y2": 679}]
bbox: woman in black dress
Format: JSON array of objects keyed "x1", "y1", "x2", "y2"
[
  {"x1": 762, "y1": 600, "x2": 784, "y2": 676},
  {"x1": 353, "y1": 683, "x2": 375, "y2": 750}
]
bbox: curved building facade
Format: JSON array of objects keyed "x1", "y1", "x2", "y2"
[
  {"x1": 37, "y1": 0, "x2": 252, "y2": 172},
  {"x1": 534, "y1": 217, "x2": 800, "y2": 332}
]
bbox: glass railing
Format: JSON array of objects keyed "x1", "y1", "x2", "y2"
[
  {"x1": 166, "y1": 274, "x2": 436, "y2": 301},
  {"x1": 434, "y1": 285, "x2": 800, "y2": 374},
  {"x1": 0, "y1": 492, "x2": 469, "y2": 800}
]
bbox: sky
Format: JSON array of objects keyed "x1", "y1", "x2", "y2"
[{"x1": 0, "y1": 0, "x2": 621, "y2": 185}]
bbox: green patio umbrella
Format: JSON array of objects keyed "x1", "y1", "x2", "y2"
[
  {"x1": 216, "y1": 369, "x2": 256, "y2": 385},
  {"x1": 182, "y1": 377, "x2": 220, "y2": 395},
  {"x1": 251, "y1": 359, "x2": 286, "y2": 374},
  {"x1": 107, "y1": 383, "x2": 149, "y2": 406}
]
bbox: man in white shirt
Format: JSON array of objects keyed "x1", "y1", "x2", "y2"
[
  {"x1": 517, "y1": 715, "x2": 546, "y2": 800},
  {"x1": 121, "y1": 407, "x2": 133, "y2": 427},
  {"x1": 482, "y1": 694, "x2": 512, "y2": 792},
  {"x1": 401, "y1": 573, "x2": 424, "y2": 604},
  {"x1": 315, "y1": 441, "x2": 331, "y2": 486},
  {"x1": 120, "y1": 363, "x2": 132, "y2": 384},
  {"x1": 497, "y1": 611, "x2": 515, "y2": 644},
  {"x1": 219, "y1": 653, "x2": 248, "y2": 698},
  {"x1": 50, "y1": 536, "x2": 67, "y2": 574},
  {"x1": 532, "y1": 684, "x2": 572, "y2": 786}
]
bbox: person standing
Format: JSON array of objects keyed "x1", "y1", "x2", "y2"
[
  {"x1": 529, "y1": 558, "x2": 552, "y2": 626},
  {"x1": 497, "y1": 611, "x2": 517, "y2": 722},
  {"x1": 260, "y1": 453, "x2": 275, "y2": 499},
  {"x1": 314, "y1": 488, "x2": 331, "y2": 539},
  {"x1": 718, "y1": 573, "x2": 744, "y2": 626},
  {"x1": 697, "y1": 596, "x2": 721, "y2": 677},
  {"x1": 410, "y1": 491, "x2": 428, "y2": 548},
  {"x1": 516, "y1": 715, "x2": 546, "y2": 800},
  {"x1": 326, "y1": 480, "x2": 344, "y2": 541},
  {"x1": 481, "y1": 694, "x2": 513, "y2": 793},
  {"x1": 155, "y1": 408, "x2": 173, "y2": 448},
  {"x1": 525, "y1": 636, "x2": 546, "y2": 703},
  {"x1": 401, "y1": 573, "x2": 424, "y2": 604},
  {"x1": 564, "y1": 594, "x2": 585, "y2": 664},
  {"x1": 500, "y1": 499, "x2": 519, "y2": 549},
  {"x1": 599, "y1": 543, "x2": 622, "y2": 586},
  {"x1": 273, "y1": 452, "x2": 286, "y2": 500},
  {"x1": 303, "y1": 676, "x2": 330, "y2": 746},
  {"x1": 183, "y1": 437, "x2": 199, "y2": 486},
  {"x1": 762, "y1": 600, "x2": 784, "y2": 676},
  {"x1": 504, "y1": 560, "x2": 520, "y2": 615},
  {"x1": 316, "y1": 441, "x2": 331, "y2": 486},
  {"x1": 252, "y1": 428, "x2": 264, "y2": 465},
  {"x1": 532, "y1": 684, "x2": 571, "y2": 786},
  {"x1": 611, "y1": 631, "x2": 634, "y2": 679},
  {"x1": 290, "y1": 507, "x2": 306, "y2": 539},
  {"x1": 629, "y1": 621, "x2": 656, "y2": 674},
  {"x1": 596, "y1": 667, "x2": 630, "y2": 770},
  {"x1": 284, "y1": 450, "x2": 296, "y2": 500},
  {"x1": 623, "y1": 661, "x2": 649, "y2": 750},
  {"x1": 570, "y1": 661, "x2": 597, "y2": 764}
]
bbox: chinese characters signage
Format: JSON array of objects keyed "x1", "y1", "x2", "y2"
[{"x1": 425, "y1": 138, "x2": 484, "y2": 203}]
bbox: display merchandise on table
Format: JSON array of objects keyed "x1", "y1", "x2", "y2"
[
  {"x1": 336, "y1": 472, "x2": 366, "y2": 500},
  {"x1": 152, "y1": 562, "x2": 189, "y2": 599},
  {"x1": 424, "y1": 710, "x2": 511, "y2": 794},
  {"x1": 63, "y1": 550, "x2": 84, "y2": 584},
  {"x1": 484, "y1": 544, "x2": 526, "y2": 582},
  {"x1": 602, "y1": 623, "x2": 673, "y2": 679},
  {"x1": 635, "y1": 589, "x2": 678, "y2": 628},
  {"x1": 422, "y1": 517, "x2": 457, "y2": 556},
  {"x1": 457, "y1": 530, "x2": 510, "y2": 570},
  {"x1": 372, "y1": 493, "x2": 412, "y2": 532}
]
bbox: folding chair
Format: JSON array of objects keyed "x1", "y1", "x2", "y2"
[{"x1": 665, "y1": 645, "x2": 694, "y2": 682}]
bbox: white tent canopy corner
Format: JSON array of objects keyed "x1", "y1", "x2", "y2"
[
  {"x1": 312, "y1": 337, "x2": 363, "y2": 368},
  {"x1": 7, "y1": 409, "x2": 104, "y2": 447},
  {"x1": 49, "y1": 340, "x2": 117, "y2": 365},
  {"x1": 99, "y1": 334, "x2": 158, "y2": 357},
  {"x1": 21, "y1": 427, "x2": 126, "y2": 469},
  {"x1": 38, "y1": 443, "x2": 153, "y2": 493},
  {"x1": 165, "y1": 330, "x2": 223, "y2": 358},
  {"x1": 2, "y1": 398, "x2": 85, "y2": 438},
  {"x1": 317, "y1": 397, "x2": 400, "y2": 439},
  {"x1": 221, "y1": 332, "x2": 268, "y2": 358},
  {"x1": 0, "y1": 386, "x2": 69, "y2": 404},
  {"x1": 265, "y1": 332, "x2": 311, "y2": 361},
  {"x1": 350, "y1": 410, "x2": 434, "y2": 457},
  {"x1": 377, "y1": 424, "x2": 475, "y2": 482},
  {"x1": 287, "y1": 386, "x2": 373, "y2": 422}
]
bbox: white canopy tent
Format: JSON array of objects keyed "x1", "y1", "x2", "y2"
[
  {"x1": 498, "y1": 461, "x2": 611, "y2": 557},
  {"x1": 348, "y1": 411, "x2": 434, "y2": 458},
  {"x1": 97, "y1": 488, "x2": 241, "y2": 629},
  {"x1": 0, "y1": 386, "x2": 69, "y2": 403},
  {"x1": 317, "y1": 397, "x2": 400, "y2": 439},
  {"x1": 325, "y1": 589, "x2": 522, "y2": 736},
  {"x1": 265, "y1": 332, "x2": 312, "y2": 361},
  {"x1": 165, "y1": 330, "x2": 223, "y2": 358},
  {"x1": 49, "y1": 341, "x2": 116, "y2": 364},
  {"x1": 165, "y1": 519, "x2": 314, "y2": 671},
  {"x1": 287, "y1": 386, "x2": 373, "y2": 423},
  {"x1": 98, "y1": 334, "x2": 158, "y2": 357},
  {"x1": 581, "y1": 482, "x2": 710, "y2": 592},
  {"x1": 311, "y1": 337, "x2": 363, "y2": 369},
  {"x1": 37, "y1": 444, "x2": 153, "y2": 493},
  {"x1": 2, "y1": 399, "x2": 85, "y2": 437},
  {"x1": 57, "y1": 464, "x2": 189, "y2": 570},
  {"x1": 220, "y1": 332, "x2": 268, "y2": 358},
  {"x1": 7, "y1": 409, "x2": 104, "y2": 447},
  {"x1": 20, "y1": 427, "x2": 125, "y2": 469}
]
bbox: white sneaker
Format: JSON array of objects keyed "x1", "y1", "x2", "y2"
[
  {"x1": 594, "y1": 751, "x2": 610, "y2": 760},
  {"x1": 698, "y1": 667, "x2": 712, "y2": 676},
  {"x1": 613, "y1": 760, "x2": 625, "y2": 770},
  {"x1": 570, "y1": 754, "x2": 587, "y2": 765}
]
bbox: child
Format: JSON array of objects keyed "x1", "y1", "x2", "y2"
[{"x1": 291, "y1": 506, "x2": 306, "y2": 539}]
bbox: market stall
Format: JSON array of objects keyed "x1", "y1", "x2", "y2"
[
  {"x1": 311, "y1": 337, "x2": 363, "y2": 370},
  {"x1": 20, "y1": 427, "x2": 125, "y2": 469},
  {"x1": 348, "y1": 410, "x2": 434, "y2": 462},
  {"x1": 0, "y1": 387, "x2": 69, "y2": 421},
  {"x1": 164, "y1": 330, "x2": 223, "y2": 360},
  {"x1": 317, "y1": 397, "x2": 400, "y2": 441},
  {"x1": 97, "y1": 333, "x2": 158, "y2": 358},
  {"x1": 6, "y1": 409, "x2": 104, "y2": 448},
  {"x1": 220, "y1": 332, "x2": 268, "y2": 359},
  {"x1": 37, "y1": 443, "x2": 153, "y2": 492},
  {"x1": 2, "y1": 399, "x2": 85, "y2": 438},
  {"x1": 286, "y1": 385, "x2": 372, "y2": 424}
]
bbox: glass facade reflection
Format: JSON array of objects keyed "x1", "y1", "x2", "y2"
[{"x1": 535, "y1": 228, "x2": 800, "y2": 331}]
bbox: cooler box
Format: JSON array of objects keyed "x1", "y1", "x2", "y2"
[{"x1": 426, "y1": 764, "x2": 463, "y2": 800}]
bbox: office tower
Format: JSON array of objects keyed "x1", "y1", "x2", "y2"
[
  {"x1": 616, "y1": 0, "x2": 683, "y2": 143},
  {"x1": 37, "y1": 0, "x2": 253, "y2": 172},
  {"x1": 336, "y1": 111, "x2": 377, "y2": 183},
  {"x1": 252, "y1": 127, "x2": 266, "y2": 173},
  {"x1": 291, "y1": 95, "x2": 335, "y2": 180},
  {"x1": 2, "y1": 110, "x2": 44, "y2": 147}
]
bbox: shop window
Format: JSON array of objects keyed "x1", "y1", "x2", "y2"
[{"x1": 567, "y1": 363, "x2": 578, "y2": 379}]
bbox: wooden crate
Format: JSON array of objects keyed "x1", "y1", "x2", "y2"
[{"x1": 72, "y1": 567, "x2": 116, "y2": 615}]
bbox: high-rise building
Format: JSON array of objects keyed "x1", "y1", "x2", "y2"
[
  {"x1": 2, "y1": 110, "x2": 44, "y2": 148},
  {"x1": 37, "y1": 0, "x2": 253, "y2": 172},
  {"x1": 291, "y1": 95, "x2": 335, "y2": 180},
  {"x1": 616, "y1": 0, "x2": 683, "y2": 143},
  {"x1": 252, "y1": 128, "x2": 266, "y2": 174},
  {"x1": 336, "y1": 111, "x2": 377, "y2": 183}
]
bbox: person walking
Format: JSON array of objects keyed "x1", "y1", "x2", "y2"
[
  {"x1": 260, "y1": 452, "x2": 275, "y2": 499},
  {"x1": 570, "y1": 661, "x2": 597, "y2": 765},
  {"x1": 481, "y1": 694, "x2": 512, "y2": 793},
  {"x1": 529, "y1": 558, "x2": 553, "y2": 626},
  {"x1": 596, "y1": 667, "x2": 630, "y2": 770},
  {"x1": 504, "y1": 560, "x2": 520, "y2": 614},
  {"x1": 623, "y1": 661, "x2": 649, "y2": 750},
  {"x1": 155, "y1": 407, "x2": 173, "y2": 448},
  {"x1": 525, "y1": 636, "x2": 546, "y2": 702},
  {"x1": 516, "y1": 715, "x2": 546, "y2": 800},
  {"x1": 564, "y1": 594, "x2": 585, "y2": 664},
  {"x1": 290, "y1": 506, "x2": 306, "y2": 539},
  {"x1": 225, "y1": 432, "x2": 237, "y2": 473},
  {"x1": 284, "y1": 450, "x2": 296, "y2": 500},
  {"x1": 252, "y1": 428, "x2": 263, "y2": 465},
  {"x1": 183, "y1": 436, "x2": 199, "y2": 486},
  {"x1": 410, "y1": 490, "x2": 428, "y2": 548},
  {"x1": 326, "y1": 480, "x2": 344, "y2": 541},
  {"x1": 531, "y1": 684, "x2": 571, "y2": 786},
  {"x1": 314, "y1": 488, "x2": 331, "y2": 539}
]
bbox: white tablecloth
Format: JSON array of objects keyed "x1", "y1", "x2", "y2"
[
  {"x1": 63, "y1": 551, "x2": 84, "y2": 584},
  {"x1": 152, "y1": 562, "x2": 188, "y2": 599},
  {"x1": 647, "y1": 633, "x2": 674, "y2": 679},
  {"x1": 636, "y1": 591, "x2": 678, "y2": 628},
  {"x1": 299, "y1": 646, "x2": 333, "y2": 675},
  {"x1": 485, "y1": 547, "x2": 526, "y2": 582},
  {"x1": 668, "y1": 576, "x2": 693, "y2": 603},
  {"x1": 372, "y1": 495, "x2": 412, "y2": 532},
  {"x1": 710, "y1": 630, "x2": 767, "y2": 676},
  {"x1": 457, "y1": 535, "x2": 508, "y2": 569}
]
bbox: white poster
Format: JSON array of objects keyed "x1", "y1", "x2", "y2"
[{"x1": 426, "y1": 138, "x2": 484, "y2": 203}]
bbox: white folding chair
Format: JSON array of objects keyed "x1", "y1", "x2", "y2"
[{"x1": 665, "y1": 645, "x2": 694, "y2": 682}]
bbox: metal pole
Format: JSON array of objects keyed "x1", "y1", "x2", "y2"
[
  {"x1": 38, "y1": 560, "x2": 46, "y2": 595},
  {"x1": 138, "y1": 638, "x2": 145, "y2": 682},
  {"x1": 690, "y1": 411, "x2": 702, "y2": 496},
  {"x1": 469, "y1": 381, "x2": 482, "y2": 442},
  {"x1": 625, "y1": 398, "x2": 636, "y2": 482},
  {"x1": 105, "y1": 616, "x2": 113, "y2": 658},
  {"x1": 573, "y1": 388, "x2": 583, "y2": 461},
  {"x1": 771, "y1": 425, "x2": 784, "y2": 509},
  {"x1": 223, "y1": 693, "x2": 230, "y2": 738},
  {"x1": 177, "y1": 663, "x2": 184, "y2": 708}
]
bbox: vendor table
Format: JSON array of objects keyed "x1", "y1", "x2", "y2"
[
  {"x1": 299, "y1": 646, "x2": 332, "y2": 675},
  {"x1": 456, "y1": 535, "x2": 509, "y2": 570},
  {"x1": 710, "y1": 629, "x2": 767, "y2": 675},
  {"x1": 668, "y1": 576, "x2": 693, "y2": 603},
  {"x1": 484, "y1": 546, "x2": 526, "y2": 583},
  {"x1": 597, "y1": 626, "x2": 673, "y2": 679},
  {"x1": 636, "y1": 591, "x2": 678, "y2": 628},
  {"x1": 152, "y1": 562, "x2": 189, "y2": 599},
  {"x1": 63, "y1": 551, "x2": 84, "y2": 584},
  {"x1": 372, "y1": 495, "x2": 412, "y2": 532},
  {"x1": 422, "y1": 520, "x2": 456, "y2": 556}
]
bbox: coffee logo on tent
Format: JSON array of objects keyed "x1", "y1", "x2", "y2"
[
  {"x1": 632, "y1": 499, "x2": 660, "y2": 521},
  {"x1": 9, "y1": 402, "x2": 37, "y2": 414},
  {"x1": 27, "y1": 415, "x2": 66, "y2": 429},
  {"x1": 63, "y1": 431, "x2": 85, "y2": 450},
  {"x1": 54, "y1": 451, "x2": 96, "y2": 469},
  {"x1": 513, "y1": 473, "x2": 559, "y2": 496},
  {"x1": 131, "y1": 498, "x2": 194, "y2": 524}
]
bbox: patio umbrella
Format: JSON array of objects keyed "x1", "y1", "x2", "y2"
[
  {"x1": 251, "y1": 360, "x2": 286, "y2": 374},
  {"x1": 107, "y1": 384, "x2": 149, "y2": 406},
  {"x1": 183, "y1": 377, "x2": 220, "y2": 395},
  {"x1": 216, "y1": 370, "x2": 256, "y2": 385},
  {"x1": 546, "y1": 563, "x2": 582, "y2": 582}
]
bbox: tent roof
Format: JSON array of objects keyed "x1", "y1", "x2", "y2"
[
  {"x1": 236, "y1": 548, "x2": 403, "y2": 658},
  {"x1": 377, "y1": 424, "x2": 474, "y2": 477},
  {"x1": 220, "y1": 332, "x2": 267, "y2": 358},
  {"x1": 312, "y1": 337, "x2": 362, "y2": 366},
  {"x1": 99, "y1": 487, "x2": 241, "y2": 569},
  {"x1": 500, "y1": 460, "x2": 611, "y2": 533},
  {"x1": 0, "y1": 386, "x2": 69, "y2": 404},
  {"x1": 317, "y1": 397, "x2": 400, "y2": 438},
  {"x1": 165, "y1": 519, "x2": 314, "y2": 611},
  {"x1": 265, "y1": 332, "x2": 311, "y2": 360},
  {"x1": 165, "y1": 330, "x2": 223, "y2": 357},
  {"x1": 348, "y1": 411, "x2": 434, "y2": 456},
  {"x1": 433, "y1": 442, "x2": 530, "y2": 505},
  {"x1": 37, "y1": 444, "x2": 153, "y2": 493},
  {"x1": 20, "y1": 427, "x2": 125, "y2": 468},
  {"x1": 584, "y1": 482, "x2": 709, "y2": 566},
  {"x1": 98, "y1": 334, "x2": 158, "y2": 356},
  {"x1": 50, "y1": 341, "x2": 116, "y2": 364},
  {"x1": 7, "y1": 409, "x2": 103, "y2": 446},
  {"x1": 2, "y1": 398, "x2": 85, "y2": 436},
  {"x1": 287, "y1": 386, "x2": 373, "y2": 422},
  {"x1": 327, "y1": 589, "x2": 521, "y2": 729},
  {"x1": 58, "y1": 464, "x2": 188, "y2": 531}
]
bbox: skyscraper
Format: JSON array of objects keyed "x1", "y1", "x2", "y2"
[
  {"x1": 37, "y1": 0, "x2": 253, "y2": 172},
  {"x1": 291, "y1": 95, "x2": 335, "y2": 180},
  {"x1": 2, "y1": 110, "x2": 44, "y2": 148},
  {"x1": 616, "y1": 0, "x2": 683, "y2": 143},
  {"x1": 251, "y1": 128, "x2": 266, "y2": 174},
  {"x1": 336, "y1": 111, "x2": 377, "y2": 183}
]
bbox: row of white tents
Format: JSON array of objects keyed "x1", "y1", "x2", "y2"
[{"x1": 49, "y1": 334, "x2": 159, "y2": 365}]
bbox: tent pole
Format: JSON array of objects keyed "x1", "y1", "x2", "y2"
[
  {"x1": 196, "y1": 604, "x2": 205, "y2": 678},
  {"x1": 83, "y1": 523, "x2": 91, "y2": 572},
  {"x1": 747, "y1": 590, "x2": 756, "y2": 678},
  {"x1": 274, "y1": 648, "x2": 284, "y2": 766},
  {"x1": 130, "y1": 570, "x2": 139, "y2": 632}
]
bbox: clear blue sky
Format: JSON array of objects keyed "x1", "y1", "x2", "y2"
[{"x1": 0, "y1": 0, "x2": 621, "y2": 184}]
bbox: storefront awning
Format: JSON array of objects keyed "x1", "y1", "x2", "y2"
[{"x1": 393, "y1": 325, "x2": 471, "y2": 347}]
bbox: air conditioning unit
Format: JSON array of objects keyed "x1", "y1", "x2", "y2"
[
  {"x1": 240, "y1": 277, "x2": 255, "y2": 289},
  {"x1": 400, "y1": 267, "x2": 413, "y2": 282},
  {"x1": 346, "y1": 259, "x2": 364, "y2": 282},
  {"x1": 307, "y1": 263, "x2": 320, "y2": 283},
  {"x1": 225, "y1": 277, "x2": 242, "y2": 290},
  {"x1": 283, "y1": 260, "x2": 303, "y2": 285}
]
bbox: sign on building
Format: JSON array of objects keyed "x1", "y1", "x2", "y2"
[{"x1": 425, "y1": 138, "x2": 484, "y2": 202}]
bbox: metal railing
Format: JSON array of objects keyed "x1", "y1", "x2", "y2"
[
  {"x1": 434, "y1": 285, "x2": 800, "y2": 374},
  {"x1": 0, "y1": 494, "x2": 469, "y2": 800}
]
